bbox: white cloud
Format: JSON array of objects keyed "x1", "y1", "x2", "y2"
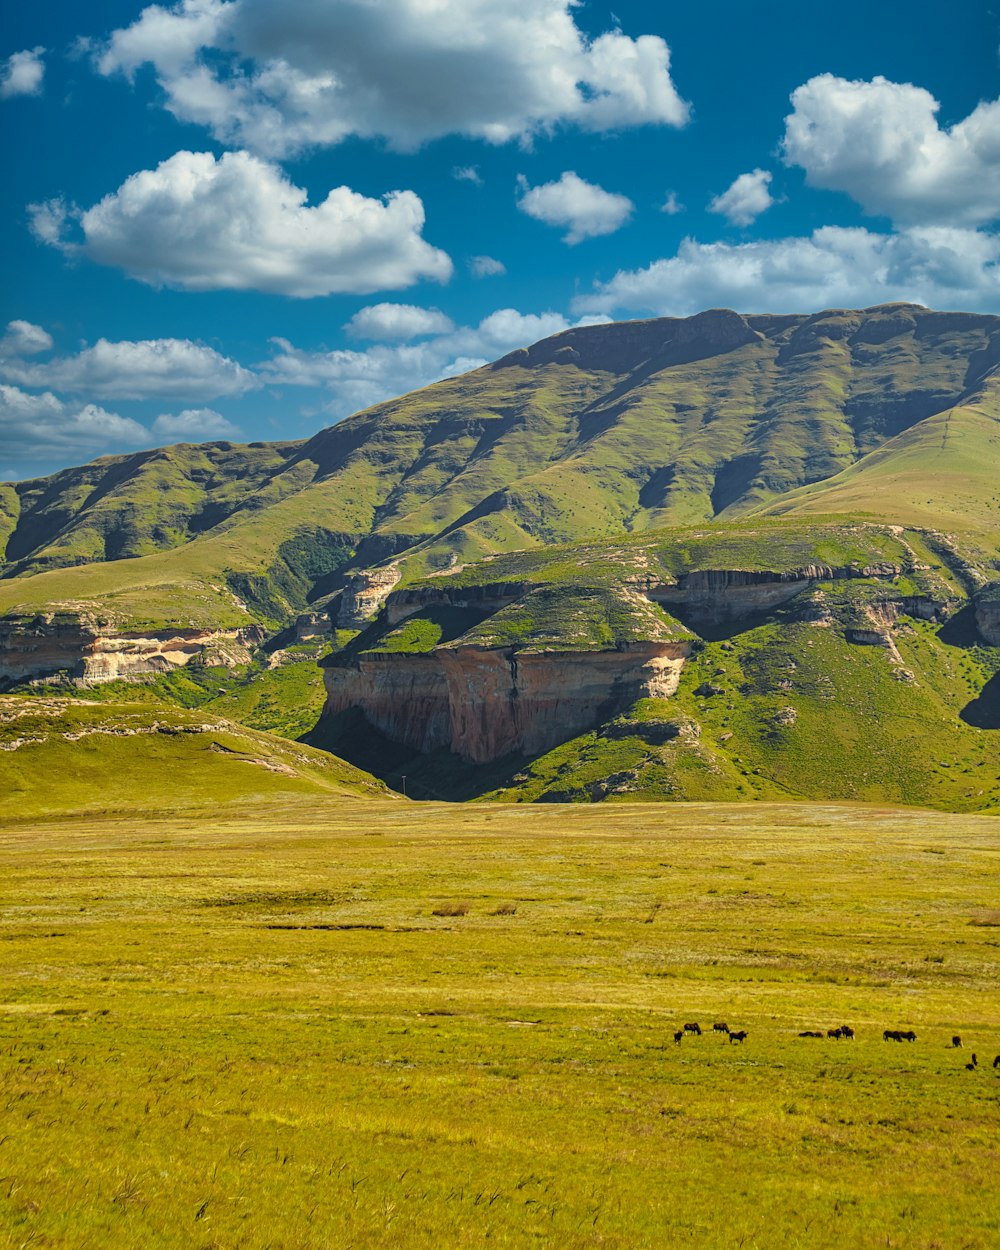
[
  {"x1": 782, "y1": 74, "x2": 1000, "y2": 227},
  {"x1": 31, "y1": 149, "x2": 452, "y2": 297},
  {"x1": 0, "y1": 336, "x2": 258, "y2": 401},
  {"x1": 345, "y1": 304, "x2": 455, "y2": 341},
  {"x1": 152, "y1": 407, "x2": 241, "y2": 440},
  {"x1": 517, "y1": 171, "x2": 633, "y2": 245},
  {"x1": 0, "y1": 320, "x2": 53, "y2": 359},
  {"x1": 263, "y1": 307, "x2": 601, "y2": 416},
  {"x1": 0, "y1": 384, "x2": 150, "y2": 467},
  {"x1": 660, "y1": 191, "x2": 683, "y2": 215},
  {"x1": 97, "y1": 0, "x2": 229, "y2": 79},
  {"x1": 0, "y1": 48, "x2": 45, "y2": 99},
  {"x1": 470, "y1": 255, "x2": 506, "y2": 278},
  {"x1": 573, "y1": 226, "x2": 1000, "y2": 317},
  {"x1": 94, "y1": 0, "x2": 688, "y2": 158},
  {"x1": 453, "y1": 165, "x2": 483, "y2": 187},
  {"x1": 709, "y1": 169, "x2": 774, "y2": 227}
]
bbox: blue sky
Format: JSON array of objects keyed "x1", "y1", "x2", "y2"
[{"x1": 1, "y1": 0, "x2": 998, "y2": 480}]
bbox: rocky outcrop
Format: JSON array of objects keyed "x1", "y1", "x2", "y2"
[
  {"x1": 294, "y1": 611, "x2": 332, "y2": 641},
  {"x1": 322, "y1": 640, "x2": 692, "y2": 763},
  {"x1": 337, "y1": 565, "x2": 401, "y2": 627},
  {"x1": 385, "y1": 581, "x2": 524, "y2": 626},
  {"x1": 0, "y1": 613, "x2": 265, "y2": 687},
  {"x1": 645, "y1": 563, "x2": 906, "y2": 622},
  {"x1": 975, "y1": 585, "x2": 1000, "y2": 645}
]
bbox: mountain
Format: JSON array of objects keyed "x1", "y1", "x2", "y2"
[
  {"x1": 1, "y1": 304, "x2": 998, "y2": 811},
  {"x1": 2, "y1": 304, "x2": 997, "y2": 640}
]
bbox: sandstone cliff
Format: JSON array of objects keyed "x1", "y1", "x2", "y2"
[
  {"x1": 0, "y1": 613, "x2": 265, "y2": 687},
  {"x1": 323, "y1": 640, "x2": 691, "y2": 763}
]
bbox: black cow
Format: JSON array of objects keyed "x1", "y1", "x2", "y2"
[
  {"x1": 799, "y1": 1031, "x2": 824, "y2": 1038},
  {"x1": 729, "y1": 1030, "x2": 748, "y2": 1044},
  {"x1": 827, "y1": 1028, "x2": 843, "y2": 1039},
  {"x1": 839, "y1": 1025, "x2": 855, "y2": 1039},
  {"x1": 884, "y1": 1029, "x2": 901, "y2": 1042},
  {"x1": 965, "y1": 1053, "x2": 978, "y2": 1071},
  {"x1": 899, "y1": 1030, "x2": 916, "y2": 1042},
  {"x1": 712, "y1": 1022, "x2": 729, "y2": 1034},
  {"x1": 683, "y1": 1022, "x2": 702, "y2": 1035},
  {"x1": 673, "y1": 1030, "x2": 684, "y2": 1044},
  {"x1": 951, "y1": 1036, "x2": 962, "y2": 1048},
  {"x1": 993, "y1": 1055, "x2": 1000, "y2": 1069}
]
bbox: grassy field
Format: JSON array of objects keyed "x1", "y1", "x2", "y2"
[{"x1": 1, "y1": 800, "x2": 998, "y2": 1248}]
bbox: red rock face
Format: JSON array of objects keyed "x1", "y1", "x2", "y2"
[{"x1": 322, "y1": 641, "x2": 691, "y2": 763}]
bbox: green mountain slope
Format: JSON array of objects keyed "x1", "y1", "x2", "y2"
[
  {"x1": 2, "y1": 305, "x2": 998, "y2": 636},
  {"x1": 758, "y1": 374, "x2": 1000, "y2": 532}
]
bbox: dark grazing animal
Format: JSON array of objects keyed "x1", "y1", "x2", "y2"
[
  {"x1": 799, "y1": 1031, "x2": 824, "y2": 1038},
  {"x1": 965, "y1": 1054, "x2": 978, "y2": 1071},
  {"x1": 951, "y1": 1036, "x2": 962, "y2": 1048},
  {"x1": 899, "y1": 1030, "x2": 916, "y2": 1042},
  {"x1": 994, "y1": 1055, "x2": 1000, "y2": 1069},
  {"x1": 673, "y1": 1030, "x2": 684, "y2": 1044},
  {"x1": 884, "y1": 1029, "x2": 901, "y2": 1042},
  {"x1": 839, "y1": 1025, "x2": 854, "y2": 1039},
  {"x1": 827, "y1": 1028, "x2": 843, "y2": 1039},
  {"x1": 712, "y1": 1022, "x2": 729, "y2": 1034},
  {"x1": 729, "y1": 1030, "x2": 748, "y2": 1044},
  {"x1": 683, "y1": 1022, "x2": 702, "y2": 1035}
]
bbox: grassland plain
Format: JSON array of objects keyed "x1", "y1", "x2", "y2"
[{"x1": 1, "y1": 800, "x2": 998, "y2": 1249}]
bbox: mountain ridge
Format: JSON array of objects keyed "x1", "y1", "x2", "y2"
[{"x1": 2, "y1": 304, "x2": 997, "y2": 643}]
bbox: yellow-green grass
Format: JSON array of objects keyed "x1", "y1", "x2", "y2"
[
  {"x1": 1, "y1": 696, "x2": 387, "y2": 818},
  {"x1": 1, "y1": 800, "x2": 998, "y2": 1248}
]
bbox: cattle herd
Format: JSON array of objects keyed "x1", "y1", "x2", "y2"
[{"x1": 671, "y1": 1021, "x2": 1000, "y2": 1071}]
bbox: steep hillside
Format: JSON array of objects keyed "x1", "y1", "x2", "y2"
[
  {"x1": 2, "y1": 306, "x2": 998, "y2": 659},
  {"x1": 760, "y1": 373, "x2": 1000, "y2": 532},
  {"x1": 0, "y1": 440, "x2": 301, "y2": 578},
  {"x1": 1, "y1": 695, "x2": 388, "y2": 818}
]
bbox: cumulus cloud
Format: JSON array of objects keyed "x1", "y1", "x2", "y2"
[
  {"x1": 0, "y1": 320, "x2": 53, "y2": 359},
  {"x1": 263, "y1": 307, "x2": 604, "y2": 416},
  {"x1": 0, "y1": 48, "x2": 45, "y2": 99},
  {"x1": 345, "y1": 304, "x2": 454, "y2": 341},
  {"x1": 94, "y1": 0, "x2": 688, "y2": 157},
  {"x1": 517, "y1": 171, "x2": 633, "y2": 244},
  {"x1": 470, "y1": 255, "x2": 506, "y2": 278},
  {"x1": 573, "y1": 226, "x2": 1000, "y2": 317},
  {"x1": 782, "y1": 74, "x2": 1000, "y2": 227},
  {"x1": 0, "y1": 336, "x2": 258, "y2": 401},
  {"x1": 709, "y1": 169, "x2": 774, "y2": 227},
  {"x1": 152, "y1": 407, "x2": 241, "y2": 440},
  {"x1": 31, "y1": 149, "x2": 451, "y2": 297},
  {"x1": 0, "y1": 384, "x2": 150, "y2": 468}
]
